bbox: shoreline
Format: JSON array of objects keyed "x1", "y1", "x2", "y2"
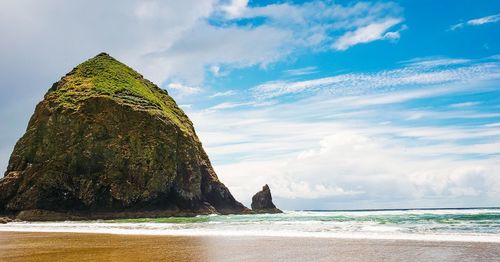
[
  {"x1": 1, "y1": 226, "x2": 499, "y2": 243},
  {"x1": 1, "y1": 231, "x2": 499, "y2": 261},
  {"x1": 0, "y1": 208, "x2": 253, "y2": 222}
]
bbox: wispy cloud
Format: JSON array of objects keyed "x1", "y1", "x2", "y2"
[
  {"x1": 167, "y1": 82, "x2": 201, "y2": 97},
  {"x1": 449, "y1": 101, "x2": 480, "y2": 108},
  {"x1": 401, "y1": 57, "x2": 471, "y2": 68},
  {"x1": 220, "y1": 0, "x2": 248, "y2": 19},
  {"x1": 283, "y1": 66, "x2": 318, "y2": 77},
  {"x1": 484, "y1": 122, "x2": 500, "y2": 127},
  {"x1": 184, "y1": 56, "x2": 500, "y2": 208},
  {"x1": 467, "y1": 13, "x2": 500, "y2": 25},
  {"x1": 136, "y1": 1, "x2": 407, "y2": 86},
  {"x1": 0, "y1": 1, "x2": 408, "y2": 93},
  {"x1": 208, "y1": 101, "x2": 254, "y2": 110},
  {"x1": 190, "y1": 87, "x2": 500, "y2": 208},
  {"x1": 209, "y1": 90, "x2": 237, "y2": 98},
  {"x1": 252, "y1": 58, "x2": 500, "y2": 100},
  {"x1": 332, "y1": 18, "x2": 404, "y2": 51},
  {"x1": 220, "y1": 1, "x2": 405, "y2": 52},
  {"x1": 450, "y1": 13, "x2": 500, "y2": 30}
]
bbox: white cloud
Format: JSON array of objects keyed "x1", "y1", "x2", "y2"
[
  {"x1": 283, "y1": 66, "x2": 318, "y2": 76},
  {"x1": 450, "y1": 13, "x2": 500, "y2": 30},
  {"x1": 208, "y1": 101, "x2": 254, "y2": 110},
  {"x1": 221, "y1": 0, "x2": 249, "y2": 18},
  {"x1": 252, "y1": 58, "x2": 500, "y2": 99},
  {"x1": 484, "y1": 122, "x2": 500, "y2": 128},
  {"x1": 209, "y1": 65, "x2": 221, "y2": 76},
  {"x1": 467, "y1": 13, "x2": 500, "y2": 25},
  {"x1": 450, "y1": 23, "x2": 465, "y2": 31},
  {"x1": 402, "y1": 57, "x2": 471, "y2": 68},
  {"x1": 221, "y1": 1, "x2": 404, "y2": 52},
  {"x1": 184, "y1": 56, "x2": 500, "y2": 209},
  {"x1": 0, "y1": 0, "x2": 406, "y2": 96},
  {"x1": 210, "y1": 90, "x2": 237, "y2": 98},
  {"x1": 133, "y1": 1, "x2": 405, "y2": 85},
  {"x1": 192, "y1": 106, "x2": 500, "y2": 209},
  {"x1": 332, "y1": 18, "x2": 403, "y2": 51},
  {"x1": 449, "y1": 102, "x2": 480, "y2": 108},
  {"x1": 139, "y1": 23, "x2": 292, "y2": 84},
  {"x1": 167, "y1": 82, "x2": 201, "y2": 96}
]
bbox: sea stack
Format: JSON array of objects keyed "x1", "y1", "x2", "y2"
[
  {"x1": 251, "y1": 184, "x2": 282, "y2": 213},
  {"x1": 0, "y1": 53, "x2": 249, "y2": 221}
]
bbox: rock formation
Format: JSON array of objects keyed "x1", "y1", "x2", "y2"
[
  {"x1": 0, "y1": 53, "x2": 249, "y2": 220},
  {"x1": 251, "y1": 185, "x2": 282, "y2": 213}
]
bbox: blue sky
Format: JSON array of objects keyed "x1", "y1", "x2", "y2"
[{"x1": 1, "y1": 0, "x2": 499, "y2": 210}]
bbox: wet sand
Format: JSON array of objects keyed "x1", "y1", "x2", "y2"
[{"x1": 0, "y1": 232, "x2": 498, "y2": 261}]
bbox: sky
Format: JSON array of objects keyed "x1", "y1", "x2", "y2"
[{"x1": 0, "y1": 0, "x2": 499, "y2": 210}]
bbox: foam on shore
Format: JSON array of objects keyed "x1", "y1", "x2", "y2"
[{"x1": 1, "y1": 208, "x2": 498, "y2": 243}]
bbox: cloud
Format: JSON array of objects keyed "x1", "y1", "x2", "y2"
[
  {"x1": 209, "y1": 65, "x2": 221, "y2": 76},
  {"x1": 133, "y1": 1, "x2": 406, "y2": 85},
  {"x1": 184, "y1": 56, "x2": 500, "y2": 208},
  {"x1": 127, "y1": 1, "x2": 406, "y2": 86},
  {"x1": 251, "y1": 57, "x2": 500, "y2": 100},
  {"x1": 332, "y1": 18, "x2": 403, "y2": 51},
  {"x1": 0, "y1": 0, "x2": 406, "y2": 91},
  {"x1": 0, "y1": 0, "x2": 408, "y2": 180},
  {"x1": 221, "y1": 1, "x2": 405, "y2": 51},
  {"x1": 484, "y1": 122, "x2": 500, "y2": 128},
  {"x1": 210, "y1": 90, "x2": 237, "y2": 98},
  {"x1": 141, "y1": 23, "x2": 292, "y2": 84},
  {"x1": 467, "y1": 13, "x2": 500, "y2": 25},
  {"x1": 449, "y1": 102, "x2": 480, "y2": 108},
  {"x1": 167, "y1": 82, "x2": 201, "y2": 96},
  {"x1": 190, "y1": 99, "x2": 500, "y2": 208},
  {"x1": 401, "y1": 57, "x2": 471, "y2": 68},
  {"x1": 450, "y1": 13, "x2": 500, "y2": 30},
  {"x1": 221, "y1": 0, "x2": 248, "y2": 18},
  {"x1": 208, "y1": 101, "x2": 254, "y2": 110},
  {"x1": 283, "y1": 66, "x2": 318, "y2": 77}
]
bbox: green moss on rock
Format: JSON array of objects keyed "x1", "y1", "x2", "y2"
[{"x1": 47, "y1": 53, "x2": 192, "y2": 135}]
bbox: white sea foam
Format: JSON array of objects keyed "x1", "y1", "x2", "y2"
[
  {"x1": 0, "y1": 222, "x2": 499, "y2": 242},
  {"x1": 0, "y1": 209, "x2": 498, "y2": 243}
]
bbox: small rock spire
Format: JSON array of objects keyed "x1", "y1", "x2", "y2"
[{"x1": 251, "y1": 184, "x2": 282, "y2": 214}]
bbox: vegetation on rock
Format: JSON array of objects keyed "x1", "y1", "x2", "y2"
[{"x1": 47, "y1": 53, "x2": 192, "y2": 134}]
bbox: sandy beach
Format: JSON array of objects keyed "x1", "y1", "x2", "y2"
[{"x1": 0, "y1": 232, "x2": 498, "y2": 261}]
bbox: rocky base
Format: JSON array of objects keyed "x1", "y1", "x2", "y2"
[
  {"x1": 252, "y1": 208, "x2": 283, "y2": 214},
  {"x1": 0, "y1": 216, "x2": 22, "y2": 224},
  {"x1": 0, "y1": 208, "x2": 254, "y2": 222}
]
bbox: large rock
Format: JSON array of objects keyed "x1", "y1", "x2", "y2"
[
  {"x1": 251, "y1": 185, "x2": 282, "y2": 214},
  {"x1": 0, "y1": 53, "x2": 249, "y2": 220}
]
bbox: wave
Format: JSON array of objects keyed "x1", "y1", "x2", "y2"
[{"x1": 0, "y1": 208, "x2": 498, "y2": 242}]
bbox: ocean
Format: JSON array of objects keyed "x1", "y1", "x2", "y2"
[{"x1": 1, "y1": 208, "x2": 499, "y2": 242}]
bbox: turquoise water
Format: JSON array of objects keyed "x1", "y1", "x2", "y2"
[
  {"x1": 1, "y1": 208, "x2": 499, "y2": 241},
  {"x1": 108, "y1": 208, "x2": 500, "y2": 235}
]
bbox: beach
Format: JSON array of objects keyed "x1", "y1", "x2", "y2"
[{"x1": 0, "y1": 231, "x2": 499, "y2": 261}]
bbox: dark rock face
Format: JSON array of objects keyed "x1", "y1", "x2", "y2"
[
  {"x1": 0, "y1": 53, "x2": 249, "y2": 220},
  {"x1": 251, "y1": 185, "x2": 282, "y2": 213}
]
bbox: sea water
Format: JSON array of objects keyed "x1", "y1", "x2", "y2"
[{"x1": 1, "y1": 208, "x2": 499, "y2": 242}]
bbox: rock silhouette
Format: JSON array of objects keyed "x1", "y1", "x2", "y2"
[{"x1": 251, "y1": 184, "x2": 282, "y2": 214}]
